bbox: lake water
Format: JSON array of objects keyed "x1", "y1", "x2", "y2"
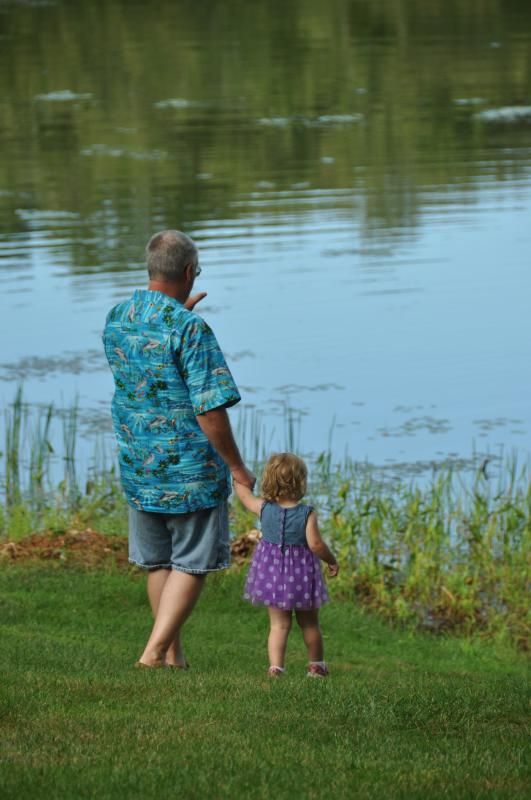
[{"x1": 1, "y1": 0, "x2": 530, "y2": 476}]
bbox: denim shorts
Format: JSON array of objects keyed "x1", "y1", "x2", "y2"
[{"x1": 128, "y1": 501, "x2": 230, "y2": 574}]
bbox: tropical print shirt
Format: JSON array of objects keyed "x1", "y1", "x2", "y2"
[{"x1": 103, "y1": 289, "x2": 241, "y2": 513}]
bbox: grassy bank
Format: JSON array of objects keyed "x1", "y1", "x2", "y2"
[
  {"x1": 0, "y1": 566, "x2": 529, "y2": 800},
  {"x1": 1, "y1": 394, "x2": 530, "y2": 647},
  {"x1": 317, "y1": 457, "x2": 530, "y2": 649}
]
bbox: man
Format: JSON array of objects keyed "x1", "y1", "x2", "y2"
[{"x1": 103, "y1": 230, "x2": 255, "y2": 668}]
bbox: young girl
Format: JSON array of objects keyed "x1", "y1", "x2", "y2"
[{"x1": 234, "y1": 452, "x2": 339, "y2": 678}]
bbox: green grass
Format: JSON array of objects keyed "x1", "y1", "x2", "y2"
[{"x1": 0, "y1": 566, "x2": 529, "y2": 799}]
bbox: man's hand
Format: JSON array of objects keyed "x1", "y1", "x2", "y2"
[
  {"x1": 196, "y1": 408, "x2": 255, "y2": 490},
  {"x1": 184, "y1": 292, "x2": 207, "y2": 311},
  {"x1": 230, "y1": 464, "x2": 256, "y2": 490}
]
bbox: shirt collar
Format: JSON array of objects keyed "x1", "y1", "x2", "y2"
[{"x1": 133, "y1": 289, "x2": 183, "y2": 307}]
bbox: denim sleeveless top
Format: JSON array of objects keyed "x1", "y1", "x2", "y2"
[{"x1": 260, "y1": 502, "x2": 313, "y2": 547}]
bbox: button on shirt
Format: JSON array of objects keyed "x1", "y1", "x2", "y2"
[{"x1": 103, "y1": 289, "x2": 241, "y2": 513}]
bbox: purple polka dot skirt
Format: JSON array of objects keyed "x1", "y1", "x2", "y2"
[{"x1": 243, "y1": 540, "x2": 329, "y2": 610}]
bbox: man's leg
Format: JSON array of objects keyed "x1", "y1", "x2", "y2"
[
  {"x1": 138, "y1": 570, "x2": 206, "y2": 666},
  {"x1": 146, "y1": 568, "x2": 186, "y2": 666},
  {"x1": 147, "y1": 567, "x2": 171, "y2": 615}
]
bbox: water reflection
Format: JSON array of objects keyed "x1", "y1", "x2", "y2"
[{"x1": 0, "y1": 0, "x2": 530, "y2": 466}]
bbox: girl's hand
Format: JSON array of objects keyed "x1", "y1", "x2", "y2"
[
  {"x1": 306, "y1": 512, "x2": 339, "y2": 573},
  {"x1": 328, "y1": 561, "x2": 339, "y2": 578},
  {"x1": 232, "y1": 477, "x2": 263, "y2": 515}
]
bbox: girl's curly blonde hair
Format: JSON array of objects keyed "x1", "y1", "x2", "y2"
[{"x1": 261, "y1": 453, "x2": 307, "y2": 502}]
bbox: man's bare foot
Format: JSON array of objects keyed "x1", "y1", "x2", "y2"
[
  {"x1": 137, "y1": 644, "x2": 167, "y2": 667},
  {"x1": 165, "y1": 641, "x2": 188, "y2": 668}
]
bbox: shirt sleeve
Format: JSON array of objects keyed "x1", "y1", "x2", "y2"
[{"x1": 174, "y1": 315, "x2": 241, "y2": 415}]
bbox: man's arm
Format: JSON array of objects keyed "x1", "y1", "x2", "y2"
[{"x1": 196, "y1": 407, "x2": 255, "y2": 489}]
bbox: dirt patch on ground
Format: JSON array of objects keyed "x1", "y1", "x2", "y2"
[
  {"x1": 229, "y1": 530, "x2": 260, "y2": 565},
  {"x1": 0, "y1": 529, "x2": 129, "y2": 568},
  {"x1": 0, "y1": 529, "x2": 260, "y2": 569}
]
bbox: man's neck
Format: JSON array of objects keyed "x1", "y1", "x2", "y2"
[{"x1": 148, "y1": 280, "x2": 189, "y2": 305}]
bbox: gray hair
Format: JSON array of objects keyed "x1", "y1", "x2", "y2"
[{"x1": 145, "y1": 230, "x2": 198, "y2": 280}]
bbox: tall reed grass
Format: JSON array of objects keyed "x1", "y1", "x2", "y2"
[
  {"x1": 314, "y1": 455, "x2": 530, "y2": 647},
  {"x1": 1, "y1": 389, "x2": 124, "y2": 539},
  {"x1": 1, "y1": 393, "x2": 529, "y2": 646}
]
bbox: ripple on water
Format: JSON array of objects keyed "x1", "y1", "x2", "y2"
[
  {"x1": 473, "y1": 106, "x2": 531, "y2": 123},
  {"x1": 34, "y1": 90, "x2": 92, "y2": 102},
  {"x1": 366, "y1": 451, "x2": 502, "y2": 480},
  {"x1": 80, "y1": 144, "x2": 169, "y2": 161},
  {"x1": 257, "y1": 113, "x2": 364, "y2": 127},
  {"x1": 0, "y1": 350, "x2": 106, "y2": 381},
  {"x1": 377, "y1": 417, "x2": 453, "y2": 438},
  {"x1": 153, "y1": 98, "x2": 209, "y2": 109},
  {"x1": 275, "y1": 383, "x2": 345, "y2": 394},
  {"x1": 223, "y1": 350, "x2": 255, "y2": 362},
  {"x1": 473, "y1": 417, "x2": 525, "y2": 431},
  {"x1": 453, "y1": 97, "x2": 487, "y2": 106}
]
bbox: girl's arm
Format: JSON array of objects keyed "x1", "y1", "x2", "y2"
[
  {"x1": 305, "y1": 511, "x2": 339, "y2": 577},
  {"x1": 233, "y1": 480, "x2": 264, "y2": 515}
]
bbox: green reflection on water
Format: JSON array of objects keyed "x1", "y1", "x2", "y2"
[{"x1": 0, "y1": 0, "x2": 530, "y2": 274}]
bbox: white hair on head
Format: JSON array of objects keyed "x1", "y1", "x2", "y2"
[{"x1": 145, "y1": 230, "x2": 197, "y2": 280}]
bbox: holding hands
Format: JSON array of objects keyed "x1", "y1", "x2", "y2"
[{"x1": 231, "y1": 464, "x2": 256, "y2": 491}]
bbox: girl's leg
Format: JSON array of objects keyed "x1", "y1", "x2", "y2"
[
  {"x1": 146, "y1": 568, "x2": 187, "y2": 666},
  {"x1": 267, "y1": 608, "x2": 292, "y2": 669},
  {"x1": 295, "y1": 609, "x2": 324, "y2": 662}
]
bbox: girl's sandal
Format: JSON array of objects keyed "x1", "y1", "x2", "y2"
[
  {"x1": 134, "y1": 661, "x2": 166, "y2": 669},
  {"x1": 306, "y1": 663, "x2": 329, "y2": 678},
  {"x1": 166, "y1": 662, "x2": 189, "y2": 670},
  {"x1": 268, "y1": 666, "x2": 285, "y2": 678}
]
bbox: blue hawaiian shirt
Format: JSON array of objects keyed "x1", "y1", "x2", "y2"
[{"x1": 103, "y1": 289, "x2": 241, "y2": 513}]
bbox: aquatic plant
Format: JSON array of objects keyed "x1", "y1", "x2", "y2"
[
  {"x1": 4, "y1": 385, "x2": 24, "y2": 508},
  {"x1": 315, "y1": 455, "x2": 530, "y2": 648},
  {"x1": 0, "y1": 392, "x2": 529, "y2": 646},
  {"x1": 0, "y1": 391, "x2": 124, "y2": 539}
]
